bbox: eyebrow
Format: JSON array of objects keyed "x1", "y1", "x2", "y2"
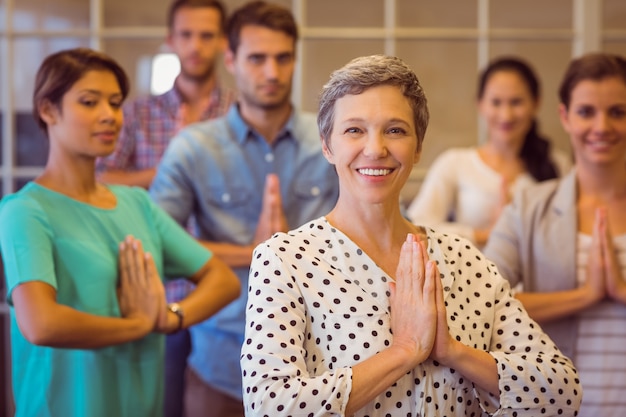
[
  {"x1": 78, "y1": 89, "x2": 122, "y2": 97},
  {"x1": 341, "y1": 117, "x2": 411, "y2": 125}
]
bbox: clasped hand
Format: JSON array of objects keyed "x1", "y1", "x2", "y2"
[
  {"x1": 117, "y1": 236, "x2": 172, "y2": 333},
  {"x1": 253, "y1": 173, "x2": 288, "y2": 245},
  {"x1": 586, "y1": 207, "x2": 626, "y2": 303},
  {"x1": 390, "y1": 234, "x2": 456, "y2": 369}
]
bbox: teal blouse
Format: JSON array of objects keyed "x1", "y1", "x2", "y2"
[{"x1": 0, "y1": 183, "x2": 211, "y2": 417}]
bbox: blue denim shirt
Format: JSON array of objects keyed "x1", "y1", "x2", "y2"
[{"x1": 150, "y1": 104, "x2": 339, "y2": 399}]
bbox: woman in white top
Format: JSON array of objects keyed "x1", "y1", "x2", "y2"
[
  {"x1": 407, "y1": 57, "x2": 572, "y2": 247},
  {"x1": 241, "y1": 54, "x2": 581, "y2": 417},
  {"x1": 484, "y1": 52, "x2": 626, "y2": 416}
]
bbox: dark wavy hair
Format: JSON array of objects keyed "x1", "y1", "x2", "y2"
[{"x1": 478, "y1": 57, "x2": 559, "y2": 181}]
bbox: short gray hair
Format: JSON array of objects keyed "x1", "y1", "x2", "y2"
[{"x1": 317, "y1": 54, "x2": 429, "y2": 151}]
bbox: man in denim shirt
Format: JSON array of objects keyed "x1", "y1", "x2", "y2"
[{"x1": 150, "y1": 2, "x2": 339, "y2": 416}]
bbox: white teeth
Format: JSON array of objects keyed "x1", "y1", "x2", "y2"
[
  {"x1": 587, "y1": 140, "x2": 614, "y2": 148},
  {"x1": 358, "y1": 168, "x2": 391, "y2": 176}
]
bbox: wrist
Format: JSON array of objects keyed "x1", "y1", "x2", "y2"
[
  {"x1": 609, "y1": 281, "x2": 626, "y2": 304},
  {"x1": 125, "y1": 314, "x2": 153, "y2": 338},
  {"x1": 434, "y1": 338, "x2": 464, "y2": 368},
  {"x1": 388, "y1": 342, "x2": 430, "y2": 371},
  {"x1": 579, "y1": 283, "x2": 604, "y2": 306},
  {"x1": 473, "y1": 228, "x2": 488, "y2": 245},
  {"x1": 167, "y1": 302, "x2": 185, "y2": 333}
]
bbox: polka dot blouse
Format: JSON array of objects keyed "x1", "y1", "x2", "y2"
[{"x1": 241, "y1": 217, "x2": 581, "y2": 416}]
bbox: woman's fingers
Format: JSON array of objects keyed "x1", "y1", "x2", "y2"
[
  {"x1": 131, "y1": 237, "x2": 147, "y2": 287},
  {"x1": 144, "y1": 252, "x2": 165, "y2": 328},
  {"x1": 395, "y1": 234, "x2": 430, "y2": 296},
  {"x1": 582, "y1": 207, "x2": 608, "y2": 303},
  {"x1": 119, "y1": 240, "x2": 130, "y2": 287},
  {"x1": 395, "y1": 235, "x2": 413, "y2": 292},
  {"x1": 598, "y1": 208, "x2": 626, "y2": 301},
  {"x1": 390, "y1": 233, "x2": 438, "y2": 365},
  {"x1": 144, "y1": 251, "x2": 159, "y2": 286},
  {"x1": 117, "y1": 237, "x2": 161, "y2": 328},
  {"x1": 120, "y1": 236, "x2": 142, "y2": 286},
  {"x1": 145, "y1": 252, "x2": 166, "y2": 309}
]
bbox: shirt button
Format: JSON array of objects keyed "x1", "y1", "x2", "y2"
[
  {"x1": 265, "y1": 153, "x2": 274, "y2": 162},
  {"x1": 310, "y1": 186, "x2": 321, "y2": 196},
  {"x1": 221, "y1": 193, "x2": 231, "y2": 203}
]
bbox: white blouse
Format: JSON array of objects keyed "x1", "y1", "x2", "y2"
[
  {"x1": 241, "y1": 217, "x2": 581, "y2": 416},
  {"x1": 406, "y1": 147, "x2": 572, "y2": 246}
]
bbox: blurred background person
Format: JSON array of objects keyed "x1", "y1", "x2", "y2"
[
  {"x1": 407, "y1": 57, "x2": 572, "y2": 247},
  {"x1": 0, "y1": 47, "x2": 239, "y2": 417},
  {"x1": 97, "y1": 0, "x2": 233, "y2": 189},
  {"x1": 149, "y1": 2, "x2": 339, "y2": 416},
  {"x1": 484, "y1": 52, "x2": 626, "y2": 416}
]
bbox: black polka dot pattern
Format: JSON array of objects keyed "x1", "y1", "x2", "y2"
[{"x1": 241, "y1": 218, "x2": 582, "y2": 416}]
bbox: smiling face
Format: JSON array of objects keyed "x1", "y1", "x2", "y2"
[
  {"x1": 560, "y1": 76, "x2": 626, "y2": 168},
  {"x1": 322, "y1": 84, "x2": 420, "y2": 205},
  {"x1": 41, "y1": 70, "x2": 124, "y2": 159},
  {"x1": 478, "y1": 70, "x2": 539, "y2": 147}
]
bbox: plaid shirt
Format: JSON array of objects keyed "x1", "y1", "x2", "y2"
[
  {"x1": 97, "y1": 83, "x2": 235, "y2": 302},
  {"x1": 97, "y1": 83, "x2": 234, "y2": 171}
]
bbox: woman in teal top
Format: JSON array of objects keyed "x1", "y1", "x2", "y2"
[{"x1": 0, "y1": 48, "x2": 240, "y2": 417}]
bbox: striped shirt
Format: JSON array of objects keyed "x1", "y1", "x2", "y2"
[{"x1": 575, "y1": 233, "x2": 626, "y2": 417}]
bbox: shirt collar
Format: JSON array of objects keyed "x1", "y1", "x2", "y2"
[
  {"x1": 227, "y1": 103, "x2": 297, "y2": 146},
  {"x1": 163, "y1": 80, "x2": 228, "y2": 116},
  {"x1": 164, "y1": 85, "x2": 184, "y2": 104}
]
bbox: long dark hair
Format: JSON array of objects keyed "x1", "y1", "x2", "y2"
[{"x1": 478, "y1": 57, "x2": 559, "y2": 181}]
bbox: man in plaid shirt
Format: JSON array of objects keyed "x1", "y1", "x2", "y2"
[{"x1": 97, "y1": 2, "x2": 234, "y2": 417}]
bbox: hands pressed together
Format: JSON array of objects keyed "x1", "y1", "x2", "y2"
[
  {"x1": 585, "y1": 207, "x2": 626, "y2": 304},
  {"x1": 253, "y1": 173, "x2": 289, "y2": 246},
  {"x1": 117, "y1": 236, "x2": 178, "y2": 334},
  {"x1": 389, "y1": 234, "x2": 457, "y2": 369}
]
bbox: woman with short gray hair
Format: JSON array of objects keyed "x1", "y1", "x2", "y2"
[{"x1": 241, "y1": 54, "x2": 581, "y2": 416}]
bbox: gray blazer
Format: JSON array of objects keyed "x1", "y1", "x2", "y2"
[{"x1": 483, "y1": 169, "x2": 579, "y2": 359}]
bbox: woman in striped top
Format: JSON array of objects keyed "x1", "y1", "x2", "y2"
[{"x1": 484, "y1": 52, "x2": 626, "y2": 417}]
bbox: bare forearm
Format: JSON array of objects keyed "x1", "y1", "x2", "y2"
[
  {"x1": 178, "y1": 257, "x2": 241, "y2": 328},
  {"x1": 474, "y1": 228, "x2": 490, "y2": 246},
  {"x1": 346, "y1": 346, "x2": 424, "y2": 415},
  {"x1": 515, "y1": 288, "x2": 596, "y2": 323},
  {"x1": 13, "y1": 282, "x2": 154, "y2": 348},
  {"x1": 440, "y1": 341, "x2": 499, "y2": 397},
  {"x1": 199, "y1": 240, "x2": 255, "y2": 268},
  {"x1": 98, "y1": 168, "x2": 156, "y2": 189},
  {"x1": 609, "y1": 283, "x2": 626, "y2": 304},
  {"x1": 20, "y1": 304, "x2": 152, "y2": 349}
]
